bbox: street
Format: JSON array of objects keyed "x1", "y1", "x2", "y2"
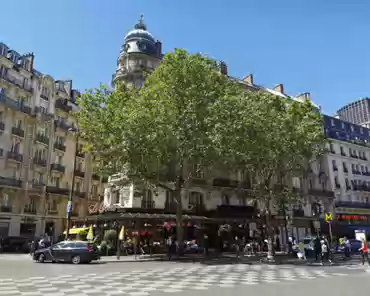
[{"x1": 0, "y1": 254, "x2": 368, "y2": 295}]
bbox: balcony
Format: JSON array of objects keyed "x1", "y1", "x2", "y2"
[
  {"x1": 363, "y1": 171, "x2": 370, "y2": 176},
  {"x1": 33, "y1": 157, "x2": 47, "y2": 167},
  {"x1": 212, "y1": 178, "x2": 239, "y2": 188},
  {"x1": 343, "y1": 167, "x2": 348, "y2": 173},
  {"x1": 352, "y1": 170, "x2": 362, "y2": 175},
  {"x1": 92, "y1": 174, "x2": 100, "y2": 181},
  {"x1": 54, "y1": 119, "x2": 71, "y2": 131},
  {"x1": 32, "y1": 180, "x2": 45, "y2": 190},
  {"x1": 74, "y1": 169, "x2": 85, "y2": 178},
  {"x1": 54, "y1": 142, "x2": 66, "y2": 152},
  {"x1": 0, "y1": 69, "x2": 33, "y2": 93},
  {"x1": 75, "y1": 191, "x2": 86, "y2": 198},
  {"x1": 308, "y1": 189, "x2": 335, "y2": 198},
  {"x1": 7, "y1": 151, "x2": 23, "y2": 162},
  {"x1": 0, "y1": 93, "x2": 32, "y2": 115},
  {"x1": 350, "y1": 154, "x2": 359, "y2": 159},
  {"x1": 35, "y1": 134, "x2": 49, "y2": 145},
  {"x1": 51, "y1": 163, "x2": 65, "y2": 173},
  {"x1": 335, "y1": 183, "x2": 341, "y2": 189},
  {"x1": 341, "y1": 151, "x2": 346, "y2": 156},
  {"x1": 40, "y1": 93, "x2": 49, "y2": 101},
  {"x1": 333, "y1": 166, "x2": 338, "y2": 171},
  {"x1": 0, "y1": 177, "x2": 22, "y2": 188},
  {"x1": 34, "y1": 107, "x2": 53, "y2": 121},
  {"x1": 293, "y1": 208, "x2": 305, "y2": 217},
  {"x1": 76, "y1": 150, "x2": 85, "y2": 158},
  {"x1": 46, "y1": 186, "x2": 69, "y2": 196},
  {"x1": 330, "y1": 149, "x2": 336, "y2": 154},
  {"x1": 141, "y1": 200, "x2": 155, "y2": 209},
  {"x1": 55, "y1": 99, "x2": 72, "y2": 113},
  {"x1": 23, "y1": 206, "x2": 37, "y2": 215},
  {"x1": 0, "y1": 122, "x2": 4, "y2": 131},
  {"x1": 11, "y1": 126, "x2": 24, "y2": 138},
  {"x1": 0, "y1": 205, "x2": 12, "y2": 213},
  {"x1": 336, "y1": 200, "x2": 370, "y2": 209}
]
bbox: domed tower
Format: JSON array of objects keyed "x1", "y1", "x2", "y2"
[{"x1": 113, "y1": 15, "x2": 163, "y2": 88}]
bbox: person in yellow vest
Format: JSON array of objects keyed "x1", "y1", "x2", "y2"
[{"x1": 298, "y1": 241, "x2": 306, "y2": 260}]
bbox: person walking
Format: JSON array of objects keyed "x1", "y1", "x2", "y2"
[
  {"x1": 320, "y1": 240, "x2": 331, "y2": 265},
  {"x1": 359, "y1": 238, "x2": 369, "y2": 265},
  {"x1": 344, "y1": 237, "x2": 351, "y2": 259}
]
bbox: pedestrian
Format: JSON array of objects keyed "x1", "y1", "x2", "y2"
[
  {"x1": 298, "y1": 241, "x2": 306, "y2": 260},
  {"x1": 203, "y1": 234, "x2": 209, "y2": 258},
  {"x1": 344, "y1": 237, "x2": 351, "y2": 259},
  {"x1": 359, "y1": 238, "x2": 369, "y2": 265},
  {"x1": 234, "y1": 236, "x2": 240, "y2": 260},
  {"x1": 166, "y1": 236, "x2": 173, "y2": 261},
  {"x1": 314, "y1": 236, "x2": 321, "y2": 261},
  {"x1": 320, "y1": 240, "x2": 331, "y2": 266}
]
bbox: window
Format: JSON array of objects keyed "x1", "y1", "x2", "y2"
[
  {"x1": 341, "y1": 122, "x2": 345, "y2": 129},
  {"x1": 55, "y1": 136, "x2": 65, "y2": 145},
  {"x1": 332, "y1": 159, "x2": 337, "y2": 170},
  {"x1": 11, "y1": 141, "x2": 20, "y2": 153},
  {"x1": 189, "y1": 192, "x2": 204, "y2": 209},
  {"x1": 343, "y1": 162, "x2": 348, "y2": 172},
  {"x1": 48, "y1": 200, "x2": 58, "y2": 212},
  {"x1": 221, "y1": 194, "x2": 230, "y2": 205},
  {"x1": 0, "y1": 193, "x2": 10, "y2": 206},
  {"x1": 0, "y1": 111, "x2": 3, "y2": 122},
  {"x1": 238, "y1": 196, "x2": 246, "y2": 206},
  {"x1": 14, "y1": 119, "x2": 22, "y2": 129},
  {"x1": 331, "y1": 119, "x2": 335, "y2": 126},
  {"x1": 361, "y1": 127, "x2": 364, "y2": 134},
  {"x1": 56, "y1": 155, "x2": 63, "y2": 164},
  {"x1": 51, "y1": 177, "x2": 60, "y2": 187},
  {"x1": 142, "y1": 190, "x2": 154, "y2": 209},
  {"x1": 351, "y1": 125, "x2": 354, "y2": 132}
]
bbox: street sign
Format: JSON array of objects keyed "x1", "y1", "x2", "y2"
[{"x1": 325, "y1": 212, "x2": 333, "y2": 223}]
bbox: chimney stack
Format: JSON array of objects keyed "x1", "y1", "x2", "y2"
[
  {"x1": 242, "y1": 74, "x2": 254, "y2": 85},
  {"x1": 296, "y1": 92, "x2": 311, "y2": 101},
  {"x1": 273, "y1": 84, "x2": 284, "y2": 94},
  {"x1": 219, "y1": 61, "x2": 228, "y2": 75}
]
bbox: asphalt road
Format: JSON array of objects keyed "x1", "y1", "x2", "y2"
[{"x1": 0, "y1": 254, "x2": 368, "y2": 295}]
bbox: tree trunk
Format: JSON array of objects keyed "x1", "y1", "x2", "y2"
[
  {"x1": 265, "y1": 199, "x2": 275, "y2": 261},
  {"x1": 175, "y1": 187, "x2": 184, "y2": 255}
]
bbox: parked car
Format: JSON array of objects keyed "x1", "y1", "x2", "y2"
[
  {"x1": 33, "y1": 240, "x2": 100, "y2": 264},
  {"x1": 1, "y1": 236, "x2": 31, "y2": 253}
]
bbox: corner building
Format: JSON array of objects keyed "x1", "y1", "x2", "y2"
[
  {"x1": 324, "y1": 115, "x2": 370, "y2": 236},
  {"x1": 82, "y1": 17, "x2": 335, "y2": 247},
  {"x1": 0, "y1": 43, "x2": 106, "y2": 239}
]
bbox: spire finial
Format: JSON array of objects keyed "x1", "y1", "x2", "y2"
[{"x1": 134, "y1": 14, "x2": 147, "y2": 30}]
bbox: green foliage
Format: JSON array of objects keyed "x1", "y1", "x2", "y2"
[
  {"x1": 210, "y1": 90, "x2": 326, "y2": 203},
  {"x1": 78, "y1": 49, "x2": 241, "y2": 189}
]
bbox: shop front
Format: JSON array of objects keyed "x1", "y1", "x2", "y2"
[{"x1": 333, "y1": 201, "x2": 370, "y2": 238}]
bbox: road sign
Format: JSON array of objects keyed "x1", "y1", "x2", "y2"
[{"x1": 325, "y1": 212, "x2": 333, "y2": 223}]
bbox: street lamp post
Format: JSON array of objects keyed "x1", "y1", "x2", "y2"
[{"x1": 65, "y1": 127, "x2": 79, "y2": 240}]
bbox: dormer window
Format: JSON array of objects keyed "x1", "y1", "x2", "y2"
[
  {"x1": 330, "y1": 119, "x2": 335, "y2": 127},
  {"x1": 0, "y1": 44, "x2": 7, "y2": 56}
]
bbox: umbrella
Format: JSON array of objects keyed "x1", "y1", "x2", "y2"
[
  {"x1": 86, "y1": 225, "x2": 94, "y2": 241},
  {"x1": 119, "y1": 226, "x2": 125, "y2": 240}
]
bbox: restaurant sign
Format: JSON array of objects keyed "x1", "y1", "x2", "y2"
[{"x1": 88, "y1": 202, "x2": 124, "y2": 214}]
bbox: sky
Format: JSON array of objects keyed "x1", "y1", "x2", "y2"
[{"x1": 1, "y1": 0, "x2": 370, "y2": 115}]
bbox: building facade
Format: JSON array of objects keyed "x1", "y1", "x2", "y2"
[
  {"x1": 87, "y1": 17, "x2": 335, "y2": 245},
  {"x1": 0, "y1": 43, "x2": 106, "y2": 239},
  {"x1": 337, "y1": 98, "x2": 370, "y2": 127},
  {"x1": 323, "y1": 115, "x2": 370, "y2": 234}
]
